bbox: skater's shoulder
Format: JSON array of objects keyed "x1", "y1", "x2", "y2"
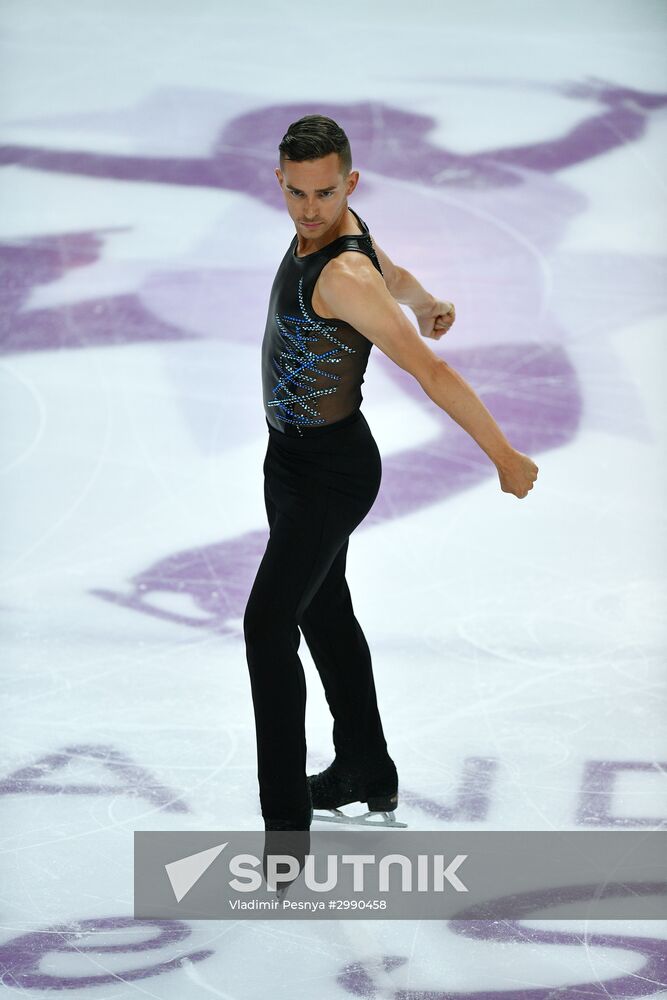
[
  {"x1": 320, "y1": 250, "x2": 381, "y2": 283},
  {"x1": 316, "y1": 254, "x2": 386, "y2": 320},
  {"x1": 321, "y1": 237, "x2": 398, "y2": 290}
]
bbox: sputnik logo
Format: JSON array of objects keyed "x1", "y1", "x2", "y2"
[{"x1": 165, "y1": 842, "x2": 228, "y2": 902}]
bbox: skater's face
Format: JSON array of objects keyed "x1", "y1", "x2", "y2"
[{"x1": 275, "y1": 153, "x2": 359, "y2": 237}]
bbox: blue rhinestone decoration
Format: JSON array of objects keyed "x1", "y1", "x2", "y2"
[{"x1": 267, "y1": 276, "x2": 356, "y2": 429}]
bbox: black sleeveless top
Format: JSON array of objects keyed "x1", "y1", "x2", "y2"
[{"x1": 261, "y1": 206, "x2": 384, "y2": 435}]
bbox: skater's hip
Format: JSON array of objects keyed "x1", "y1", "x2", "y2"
[{"x1": 264, "y1": 410, "x2": 381, "y2": 510}]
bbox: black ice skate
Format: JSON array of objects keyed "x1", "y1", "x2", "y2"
[
  {"x1": 263, "y1": 800, "x2": 313, "y2": 899},
  {"x1": 262, "y1": 827, "x2": 311, "y2": 899},
  {"x1": 308, "y1": 758, "x2": 407, "y2": 828}
]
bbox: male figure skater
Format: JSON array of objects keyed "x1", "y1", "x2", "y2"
[{"x1": 244, "y1": 114, "x2": 538, "y2": 842}]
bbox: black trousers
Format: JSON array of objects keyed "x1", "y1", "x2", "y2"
[{"x1": 243, "y1": 409, "x2": 390, "y2": 823}]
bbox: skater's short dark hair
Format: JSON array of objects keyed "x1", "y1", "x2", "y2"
[{"x1": 279, "y1": 115, "x2": 352, "y2": 178}]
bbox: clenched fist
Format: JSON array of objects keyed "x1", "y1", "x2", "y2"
[
  {"x1": 415, "y1": 300, "x2": 456, "y2": 340},
  {"x1": 496, "y1": 449, "x2": 539, "y2": 499}
]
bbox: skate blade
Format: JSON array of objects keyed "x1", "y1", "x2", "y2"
[{"x1": 312, "y1": 808, "x2": 408, "y2": 829}]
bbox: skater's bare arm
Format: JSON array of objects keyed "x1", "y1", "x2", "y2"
[
  {"x1": 372, "y1": 240, "x2": 456, "y2": 338},
  {"x1": 317, "y1": 255, "x2": 539, "y2": 499}
]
